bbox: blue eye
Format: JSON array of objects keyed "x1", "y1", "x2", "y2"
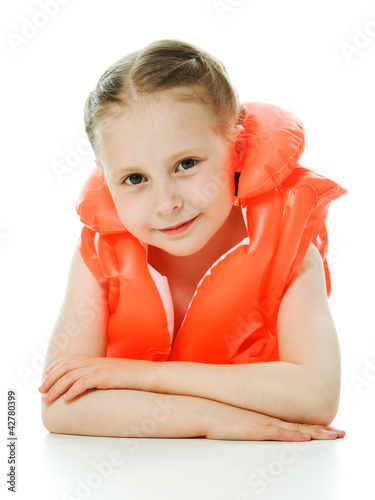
[
  {"x1": 124, "y1": 174, "x2": 146, "y2": 185},
  {"x1": 176, "y1": 159, "x2": 197, "y2": 171}
]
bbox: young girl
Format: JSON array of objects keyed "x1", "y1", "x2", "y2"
[{"x1": 39, "y1": 39, "x2": 346, "y2": 441}]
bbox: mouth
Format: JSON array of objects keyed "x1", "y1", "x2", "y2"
[{"x1": 158, "y1": 215, "x2": 200, "y2": 236}]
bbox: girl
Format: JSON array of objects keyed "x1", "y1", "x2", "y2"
[{"x1": 39, "y1": 39, "x2": 346, "y2": 441}]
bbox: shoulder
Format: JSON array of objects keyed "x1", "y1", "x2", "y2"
[
  {"x1": 68, "y1": 241, "x2": 109, "y2": 293},
  {"x1": 286, "y1": 243, "x2": 327, "y2": 297},
  {"x1": 277, "y1": 242, "x2": 335, "y2": 360}
]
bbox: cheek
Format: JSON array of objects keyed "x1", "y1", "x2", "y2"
[
  {"x1": 190, "y1": 168, "x2": 234, "y2": 209},
  {"x1": 112, "y1": 195, "x2": 148, "y2": 233}
]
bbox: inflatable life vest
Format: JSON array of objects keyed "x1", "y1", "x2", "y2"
[{"x1": 76, "y1": 102, "x2": 347, "y2": 364}]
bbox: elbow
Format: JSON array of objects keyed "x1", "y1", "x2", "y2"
[
  {"x1": 41, "y1": 402, "x2": 56, "y2": 433},
  {"x1": 41, "y1": 400, "x2": 66, "y2": 434},
  {"x1": 293, "y1": 363, "x2": 341, "y2": 426},
  {"x1": 302, "y1": 384, "x2": 341, "y2": 427},
  {"x1": 308, "y1": 402, "x2": 339, "y2": 427}
]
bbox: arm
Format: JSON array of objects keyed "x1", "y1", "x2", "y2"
[
  {"x1": 41, "y1": 243, "x2": 343, "y2": 439},
  {"x1": 43, "y1": 387, "x2": 335, "y2": 441},
  {"x1": 44, "y1": 244, "x2": 340, "y2": 424},
  {"x1": 149, "y1": 243, "x2": 341, "y2": 425}
]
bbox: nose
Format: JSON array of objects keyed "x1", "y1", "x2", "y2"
[{"x1": 153, "y1": 181, "x2": 183, "y2": 215}]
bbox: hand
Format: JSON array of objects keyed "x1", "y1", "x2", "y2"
[
  {"x1": 206, "y1": 403, "x2": 346, "y2": 441},
  {"x1": 39, "y1": 355, "x2": 153, "y2": 403}
]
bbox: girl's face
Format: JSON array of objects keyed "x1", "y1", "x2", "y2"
[{"x1": 97, "y1": 93, "x2": 241, "y2": 257}]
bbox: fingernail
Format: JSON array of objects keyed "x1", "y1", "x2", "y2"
[
  {"x1": 42, "y1": 395, "x2": 48, "y2": 402},
  {"x1": 38, "y1": 385, "x2": 45, "y2": 392},
  {"x1": 328, "y1": 431, "x2": 337, "y2": 437},
  {"x1": 301, "y1": 433, "x2": 311, "y2": 440}
]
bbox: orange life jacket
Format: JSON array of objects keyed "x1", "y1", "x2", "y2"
[{"x1": 76, "y1": 102, "x2": 346, "y2": 364}]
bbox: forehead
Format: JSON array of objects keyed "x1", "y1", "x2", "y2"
[
  {"x1": 100, "y1": 93, "x2": 215, "y2": 135},
  {"x1": 96, "y1": 93, "x2": 220, "y2": 167}
]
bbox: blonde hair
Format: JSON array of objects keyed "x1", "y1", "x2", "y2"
[{"x1": 84, "y1": 39, "x2": 245, "y2": 156}]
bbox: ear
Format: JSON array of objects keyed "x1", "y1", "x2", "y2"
[
  {"x1": 235, "y1": 123, "x2": 245, "y2": 134},
  {"x1": 95, "y1": 158, "x2": 104, "y2": 170},
  {"x1": 232, "y1": 124, "x2": 246, "y2": 169}
]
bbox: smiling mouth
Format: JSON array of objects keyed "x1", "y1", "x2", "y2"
[{"x1": 158, "y1": 215, "x2": 199, "y2": 235}]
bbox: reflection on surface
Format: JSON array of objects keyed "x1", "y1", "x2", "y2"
[
  {"x1": 7, "y1": 369, "x2": 374, "y2": 499},
  {"x1": 41, "y1": 429, "x2": 348, "y2": 500}
]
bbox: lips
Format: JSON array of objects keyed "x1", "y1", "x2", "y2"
[{"x1": 158, "y1": 215, "x2": 199, "y2": 235}]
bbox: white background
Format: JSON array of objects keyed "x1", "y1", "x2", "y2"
[{"x1": 1, "y1": 0, "x2": 374, "y2": 498}]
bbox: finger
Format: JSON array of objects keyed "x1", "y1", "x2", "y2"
[
  {"x1": 44, "y1": 355, "x2": 91, "y2": 376},
  {"x1": 40, "y1": 357, "x2": 90, "y2": 393},
  {"x1": 261, "y1": 425, "x2": 312, "y2": 442},
  {"x1": 44, "y1": 356, "x2": 76, "y2": 375},
  {"x1": 61, "y1": 376, "x2": 98, "y2": 401},
  {"x1": 282, "y1": 422, "x2": 339, "y2": 440},
  {"x1": 40, "y1": 368, "x2": 72, "y2": 394},
  {"x1": 41, "y1": 368, "x2": 90, "y2": 403},
  {"x1": 313, "y1": 425, "x2": 346, "y2": 439}
]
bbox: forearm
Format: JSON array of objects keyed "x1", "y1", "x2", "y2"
[
  {"x1": 152, "y1": 360, "x2": 340, "y2": 425},
  {"x1": 42, "y1": 389, "x2": 210, "y2": 438},
  {"x1": 40, "y1": 371, "x2": 345, "y2": 442},
  {"x1": 41, "y1": 387, "x2": 343, "y2": 442},
  {"x1": 41, "y1": 354, "x2": 339, "y2": 427}
]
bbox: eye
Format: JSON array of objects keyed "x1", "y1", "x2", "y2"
[
  {"x1": 176, "y1": 159, "x2": 197, "y2": 171},
  {"x1": 123, "y1": 173, "x2": 147, "y2": 185}
]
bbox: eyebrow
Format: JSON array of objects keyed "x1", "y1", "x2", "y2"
[{"x1": 112, "y1": 147, "x2": 207, "y2": 175}]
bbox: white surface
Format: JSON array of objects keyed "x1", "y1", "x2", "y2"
[
  {"x1": 9, "y1": 389, "x2": 375, "y2": 499},
  {"x1": 2, "y1": 0, "x2": 375, "y2": 498}
]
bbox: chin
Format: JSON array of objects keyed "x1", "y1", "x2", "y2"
[{"x1": 160, "y1": 239, "x2": 209, "y2": 257}]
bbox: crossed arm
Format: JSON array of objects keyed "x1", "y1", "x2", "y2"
[{"x1": 40, "y1": 243, "x2": 344, "y2": 441}]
